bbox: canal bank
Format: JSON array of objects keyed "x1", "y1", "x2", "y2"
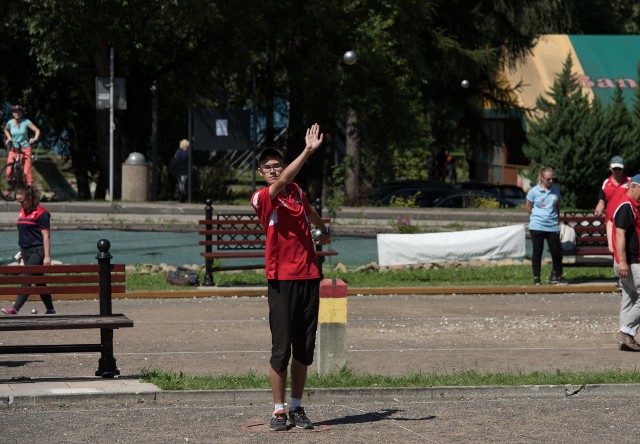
[
  {"x1": 0, "y1": 200, "x2": 530, "y2": 235},
  {"x1": 0, "y1": 201, "x2": 535, "y2": 267}
]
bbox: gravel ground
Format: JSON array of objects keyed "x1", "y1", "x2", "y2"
[
  {"x1": 1, "y1": 291, "x2": 637, "y2": 443},
  {"x1": 2, "y1": 388, "x2": 638, "y2": 443}
]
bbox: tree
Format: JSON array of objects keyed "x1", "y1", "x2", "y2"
[
  {"x1": 0, "y1": 0, "x2": 582, "y2": 203},
  {"x1": 524, "y1": 54, "x2": 604, "y2": 209},
  {"x1": 602, "y1": 86, "x2": 638, "y2": 174}
]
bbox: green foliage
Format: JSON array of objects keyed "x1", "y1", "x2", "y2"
[
  {"x1": 391, "y1": 215, "x2": 422, "y2": 233},
  {"x1": 1, "y1": 0, "x2": 575, "y2": 202},
  {"x1": 389, "y1": 192, "x2": 421, "y2": 208},
  {"x1": 600, "y1": 86, "x2": 638, "y2": 175},
  {"x1": 123, "y1": 264, "x2": 613, "y2": 290},
  {"x1": 469, "y1": 195, "x2": 500, "y2": 209},
  {"x1": 326, "y1": 160, "x2": 347, "y2": 219},
  {"x1": 197, "y1": 162, "x2": 234, "y2": 202},
  {"x1": 524, "y1": 54, "x2": 606, "y2": 209}
]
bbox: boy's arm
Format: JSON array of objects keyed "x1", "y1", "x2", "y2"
[
  {"x1": 308, "y1": 207, "x2": 331, "y2": 245},
  {"x1": 308, "y1": 207, "x2": 327, "y2": 231},
  {"x1": 269, "y1": 123, "x2": 323, "y2": 199}
]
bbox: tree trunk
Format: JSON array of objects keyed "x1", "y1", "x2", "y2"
[{"x1": 344, "y1": 108, "x2": 360, "y2": 202}]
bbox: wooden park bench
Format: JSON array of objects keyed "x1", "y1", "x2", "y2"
[
  {"x1": 199, "y1": 198, "x2": 339, "y2": 286},
  {"x1": 559, "y1": 212, "x2": 612, "y2": 267},
  {"x1": 0, "y1": 239, "x2": 133, "y2": 378}
]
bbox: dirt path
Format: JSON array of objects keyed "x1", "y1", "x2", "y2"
[{"x1": 0, "y1": 291, "x2": 628, "y2": 380}]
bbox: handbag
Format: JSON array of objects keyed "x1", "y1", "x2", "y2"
[{"x1": 166, "y1": 267, "x2": 200, "y2": 286}]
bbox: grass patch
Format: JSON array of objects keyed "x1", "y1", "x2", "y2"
[
  {"x1": 331, "y1": 265, "x2": 614, "y2": 287},
  {"x1": 141, "y1": 367, "x2": 640, "y2": 390},
  {"x1": 124, "y1": 264, "x2": 616, "y2": 291},
  {"x1": 125, "y1": 272, "x2": 176, "y2": 291}
]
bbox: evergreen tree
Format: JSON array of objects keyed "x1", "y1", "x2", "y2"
[
  {"x1": 603, "y1": 86, "x2": 637, "y2": 174},
  {"x1": 524, "y1": 54, "x2": 602, "y2": 209},
  {"x1": 629, "y1": 64, "x2": 640, "y2": 174}
]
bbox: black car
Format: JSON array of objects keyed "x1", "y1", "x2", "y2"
[
  {"x1": 379, "y1": 188, "x2": 515, "y2": 208},
  {"x1": 454, "y1": 181, "x2": 526, "y2": 206},
  {"x1": 370, "y1": 180, "x2": 451, "y2": 204}
]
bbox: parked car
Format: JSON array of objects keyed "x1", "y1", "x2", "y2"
[
  {"x1": 378, "y1": 188, "x2": 515, "y2": 208},
  {"x1": 454, "y1": 181, "x2": 526, "y2": 206},
  {"x1": 370, "y1": 180, "x2": 451, "y2": 204}
]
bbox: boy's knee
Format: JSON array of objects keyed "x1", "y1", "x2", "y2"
[{"x1": 270, "y1": 351, "x2": 291, "y2": 373}]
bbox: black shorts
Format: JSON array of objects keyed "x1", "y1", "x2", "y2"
[{"x1": 267, "y1": 278, "x2": 320, "y2": 372}]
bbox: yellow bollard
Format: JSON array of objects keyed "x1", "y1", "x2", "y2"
[{"x1": 317, "y1": 278, "x2": 347, "y2": 374}]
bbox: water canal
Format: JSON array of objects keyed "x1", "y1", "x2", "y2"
[{"x1": 0, "y1": 229, "x2": 537, "y2": 267}]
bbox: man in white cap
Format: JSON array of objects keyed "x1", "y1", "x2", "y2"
[
  {"x1": 595, "y1": 155, "x2": 631, "y2": 252},
  {"x1": 612, "y1": 173, "x2": 640, "y2": 351}
]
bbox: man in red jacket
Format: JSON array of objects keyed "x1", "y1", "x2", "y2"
[
  {"x1": 595, "y1": 155, "x2": 631, "y2": 253},
  {"x1": 612, "y1": 173, "x2": 640, "y2": 351}
]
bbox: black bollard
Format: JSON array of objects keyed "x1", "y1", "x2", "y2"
[{"x1": 95, "y1": 239, "x2": 119, "y2": 377}]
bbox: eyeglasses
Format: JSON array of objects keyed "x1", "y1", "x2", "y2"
[
  {"x1": 260, "y1": 163, "x2": 284, "y2": 172},
  {"x1": 542, "y1": 177, "x2": 554, "y2": 182}
]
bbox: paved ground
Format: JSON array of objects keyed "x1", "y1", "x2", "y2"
[{"x1": 2, "y1": 290, "x2": 640, "y2": 443}]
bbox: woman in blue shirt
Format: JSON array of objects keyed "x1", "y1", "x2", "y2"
[
  {"x1": 3, "y1": 104, "x2": 40, "y2": 188},
  {"x1": 526, "y1": 166, "x2": 567, "y2": 285}
]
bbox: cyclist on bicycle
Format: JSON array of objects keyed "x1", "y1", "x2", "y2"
[{"x1": 4, "y1": 104, "x2": 40, "y2": 188}]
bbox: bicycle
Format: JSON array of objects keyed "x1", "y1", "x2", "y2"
[{"x1": 0, "y1": 141, "x2": 28, "y2": 201}]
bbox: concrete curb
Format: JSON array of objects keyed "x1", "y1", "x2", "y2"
[{"x1": 3, "y1": 383, "x2": 639, "y2": 408}]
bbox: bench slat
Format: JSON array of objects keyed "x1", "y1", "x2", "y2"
[
  {"x1": 0, "y1": 344, "x2": 104, "y2": 354},
  {"x1": 201, "y1": 250, "x2": 339, "y2": 259},
  {"x1": 198, "y1": 229, "x2": 264, "y2": 236},
  {"x1": 576, "y1": 236, "x2": 609, "y2": 246},
  {"x1": 199, "y1": 218, "x2": 332, "y2": 226},
  {"x1": 199, "y1": 240, "x2": 266, "y2": 246},
  {"x1": 199, "y1": 219, "x2": 260, "y2": 225},
  {"x1": 0, "y1": 275, "x2": 125, "y2": 285},
  {"x1": 0, "y1": 275, "x2": 98, "y2": 285},
  {"x1": 0, "y1": 284, "x2": 126, "y2": 296},
  {"x1": 0, "y1": 314, "x2": 134, "y2": 331},
  {"x1": 563, "y1": 247, "x2": 611, "y2": 256},
  {"x1": 574, "y1": 226, "x2": 606, "y2": 234},
  {"x1": 559, "y1": 216, "x2": 604, "y2": 223},
  {"x1": 0, "y1": 264, "x2": 125, "y2": 274}
]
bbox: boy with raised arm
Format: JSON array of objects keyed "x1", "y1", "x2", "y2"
[{"x1": 250, "y1": 123, "x2": 331, "y2": 431}]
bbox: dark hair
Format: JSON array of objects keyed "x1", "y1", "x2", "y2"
[
  {"x1": 11, "y1": 104, "x2": 24, "y2": 112},
  {"x1": 16, "y1": 185, "x2": 39, "y2": 205},
  {"x1": 258, "y1": 147, "x2": 284, "y2": 165}
]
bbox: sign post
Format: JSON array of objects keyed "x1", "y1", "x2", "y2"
[{"x1": 95, "y1": 48, "x2": 126, "y2": 202}]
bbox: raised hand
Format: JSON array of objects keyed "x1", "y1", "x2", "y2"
[{"x1": 304, "y1": 123, "x2": 324, "y2": 153}]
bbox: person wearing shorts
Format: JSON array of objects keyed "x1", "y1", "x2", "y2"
[
  {"x1": 250, "y1": 123, "x2": 331, "y2": 431},
  {"x1": 1, "y1": 185, "x2": 56, "y2": 315}
]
